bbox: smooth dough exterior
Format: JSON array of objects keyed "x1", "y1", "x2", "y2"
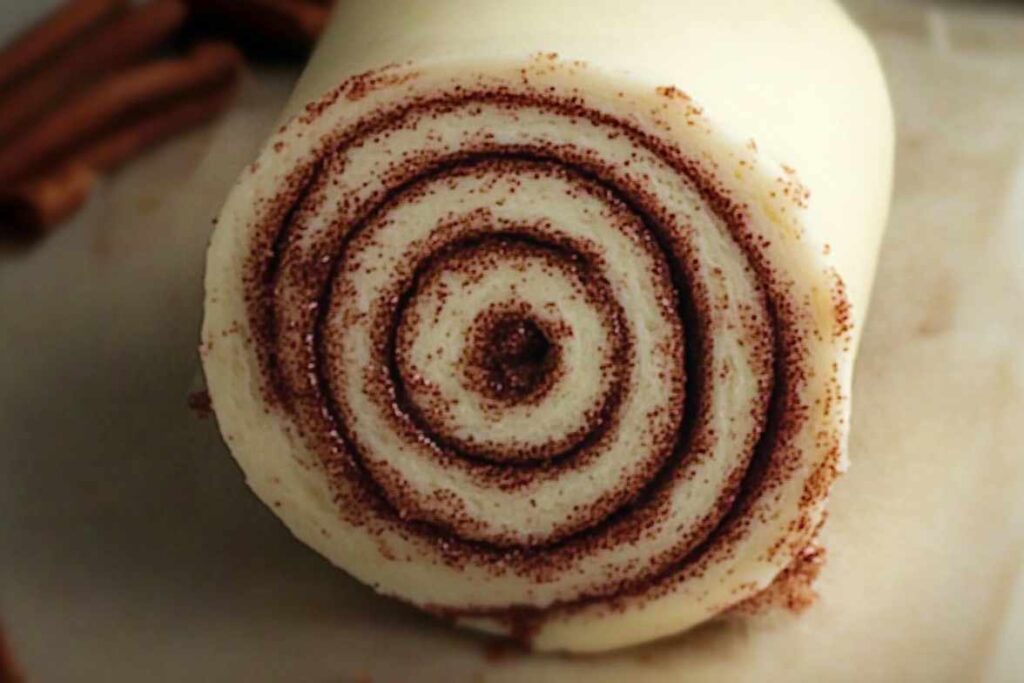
[{"x1": 201, "y1": 0, "x2": 893, "y2": 653}]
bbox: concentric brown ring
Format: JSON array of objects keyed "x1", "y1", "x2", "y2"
[
  {"x1": 390, "y1": 232, "x2": 629, "y2": 465},
  {"x1": 240, "y1": 85, "x2": 793, "y2": 609}
]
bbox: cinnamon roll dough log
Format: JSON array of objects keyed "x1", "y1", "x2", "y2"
[{"x1": 201, "y1": 0, "x2": 893, "y2": 652}]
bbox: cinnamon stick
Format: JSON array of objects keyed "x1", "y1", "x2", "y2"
[
  {"x1": 77, "y1": 59, "x2": 240, "y2": 172},
  {"x1": 0, "y1": 0, "x2": 128, "y2": 92},
  {"x1": 0, "y1": 626, "x2": 21, "y2": 683},
  {"x1": 0, "y1": 42, "x2": 242, "y2": 184},
  {"x1": 0, "y1": 43, "x2": 242, "y2": 236},
  {"x1": 0, "y1": 163, "x2": 97, "y2": 236},
  {"x1": 186, "y1": 0, "x2": 329, "y2": 58},
  {"x1": 0, "y1": 0, "x2": 187, "y2": 141}
]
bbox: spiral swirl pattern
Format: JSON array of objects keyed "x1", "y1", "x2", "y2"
[{"x1": 203, "y1": 57, "x2": 853, "y2": 651}]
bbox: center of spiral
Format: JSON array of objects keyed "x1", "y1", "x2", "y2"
[{"x1": 467, "y1": 311, "x2": 559, "y2": 403}]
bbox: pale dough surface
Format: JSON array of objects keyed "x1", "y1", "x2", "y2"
[
  {"x1": 1, "y1": 1, "x2": 1022, "y2": 680},
  {"x1": 200, "y1": 0, "x2": 890, "y2": 651}
]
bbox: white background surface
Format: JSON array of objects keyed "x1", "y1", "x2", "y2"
[{"x1": 2, "y1": 2, "x2": 1023, "y2": 681}]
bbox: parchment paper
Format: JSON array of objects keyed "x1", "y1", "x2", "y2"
[{"x1": 1, "y1": 2, "x2": 1022, "y2": 681}]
